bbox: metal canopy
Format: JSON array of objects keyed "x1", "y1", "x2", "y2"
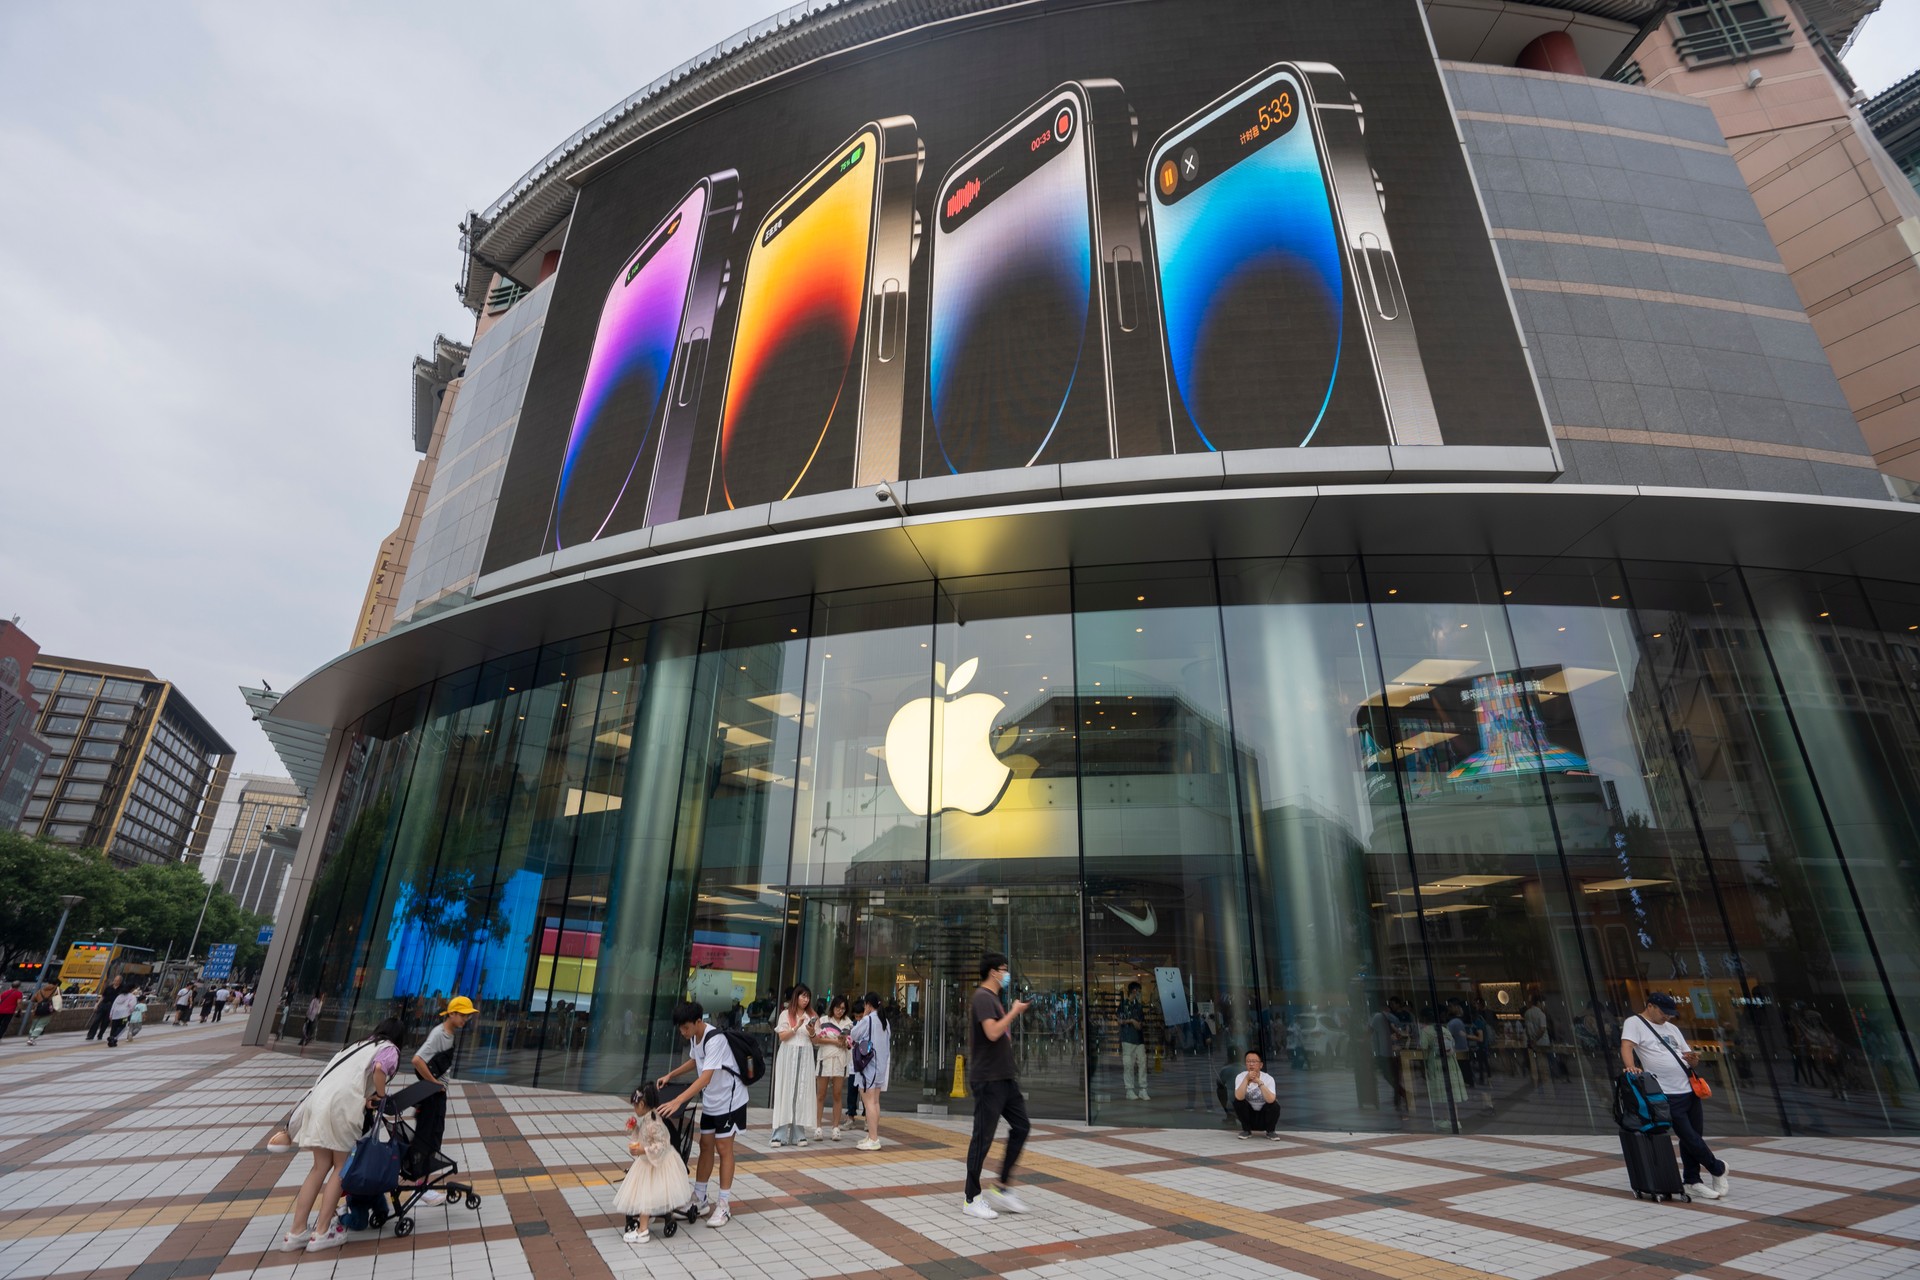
[{"x1": 240, "y1": 686, "x2": 328, "y2": 799}]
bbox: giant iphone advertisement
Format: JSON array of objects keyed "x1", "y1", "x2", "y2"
[{"x1": 483, "y1": 0, "x2": 1547, "y2": 574}]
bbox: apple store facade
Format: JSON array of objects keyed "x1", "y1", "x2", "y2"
[{"x1": 273, "y1": 515, "x2": 1920, "y2": 1138}]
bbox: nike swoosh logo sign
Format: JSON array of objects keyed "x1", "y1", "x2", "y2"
[{"x1": 1109, "y1": 903, "x2": 1157, "y2": 936}]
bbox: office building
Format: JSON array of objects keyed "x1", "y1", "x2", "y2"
[{"x1": 21, "y1": 655, "x2": 234, "y2": 866}]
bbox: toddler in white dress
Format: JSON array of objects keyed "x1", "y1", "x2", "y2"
[{"x1": 613, "y1": 1083, "x2": 693, "y2": 1244}]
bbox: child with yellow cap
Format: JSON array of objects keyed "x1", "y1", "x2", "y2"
[{"x1": 405, "y1": 996, "x2": 475, "y2": 1205}]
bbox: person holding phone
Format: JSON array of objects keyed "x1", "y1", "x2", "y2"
[
  {"x1": 1622, "y1": 992, "x2": 1729, "y2": 1200},
  {"x1": 771, "y1": 984, "x2": 819, "y2": 1146},
  {"x1": 1233, "y1": 1049, "x2": 1280, "y2": 1139},
  {"x1": 963, "y1": 952, "x2": 1033, "y2": 1220}
]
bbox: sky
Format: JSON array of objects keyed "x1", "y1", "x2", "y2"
[{"x1": 1, "y1": 0, "x2": 1917, "y2": 782}]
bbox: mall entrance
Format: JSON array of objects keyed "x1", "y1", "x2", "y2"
[{"x1": 793, "y1": 886, "x2": 1085, "y2": 1119}]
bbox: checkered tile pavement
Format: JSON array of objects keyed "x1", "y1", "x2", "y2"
[{"x1": 4, "y1": 1023, "x2": 1920, "y2": 1278}]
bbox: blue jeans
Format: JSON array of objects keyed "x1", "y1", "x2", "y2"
[{"x1": 1668, "y1": 1091, "x2": 1725, "y2": 1183}]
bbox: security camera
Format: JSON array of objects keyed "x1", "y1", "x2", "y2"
[
  {"x1": 874, "y1": 484, "x2": 896, "y2": 504},
  {"x1": 1745, "y1": 67, "x2": 1763, "y2": 89}
]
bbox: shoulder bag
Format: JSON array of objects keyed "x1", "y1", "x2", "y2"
[{"x1": 1634, "y1": 1015, "x2": 1711, "y2": 1099}]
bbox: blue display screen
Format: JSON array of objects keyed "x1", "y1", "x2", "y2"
[{"x1": 1150, "y1": 70, "x2": 1354, "y2": 452}]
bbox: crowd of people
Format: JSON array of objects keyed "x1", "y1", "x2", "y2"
[{"x1": 0, "y1": 975, "x2": 255, "y2": 1046}]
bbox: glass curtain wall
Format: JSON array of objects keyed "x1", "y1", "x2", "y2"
[{"x1": 283, "y1": 555, "x2": 1920, "y2": 1134}]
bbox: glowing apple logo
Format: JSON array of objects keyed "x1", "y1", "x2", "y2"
[{"x1": 883, "y1": 657, "x2": 1013, "y2": 816}]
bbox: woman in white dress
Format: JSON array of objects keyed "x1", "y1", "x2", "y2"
[
  {"x1": 771, "y1": 985, "x2": 819, "y2": 1146},
  {"x1": 280, "y1": 1017, "x2": 406, "y2": 1253},
  {"x1": 850, "y1": 992, "x2": 892, "y2": 1151},
  {"x1": 812, "y1": 994, "x2": 855, "y2": 1141}
]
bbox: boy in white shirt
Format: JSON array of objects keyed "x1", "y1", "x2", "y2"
[
  {"x1": 1233, "y1": 1049, "x2": 1279, "y2": 1139},
  {"x1": 657, "y1": 1000, "x2": 749, "y2": 1229},
  {"x1": 1621, "y1": 992, "x2": 1728, "y2": 1199}
]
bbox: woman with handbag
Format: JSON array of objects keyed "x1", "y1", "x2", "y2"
[
  {"x1": 279, "y1": 1017, "x2": 408, "y2": 1253},
  {"x1": 1621, "y1": 992, "x2": 1728, "y2": 1200}
]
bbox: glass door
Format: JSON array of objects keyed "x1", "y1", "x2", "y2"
[{"x1": 796, "y1": 886, "x2": 1085, "y2": 1118}]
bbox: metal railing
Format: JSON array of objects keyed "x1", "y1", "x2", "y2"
[
  {"x1": 1672, "y1": 12, "x2": 1792, "y2": 63},
  {"x1": 487, "y1": 281, "x2": 530, "y2": 313},
  {"x1": 479, "y1": 0, "x2": 850, "y2": 225},
  {"x1": 1611, "y1": 59, "x2": 1647, "y2": 85}
]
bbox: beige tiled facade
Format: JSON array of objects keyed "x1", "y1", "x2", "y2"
[{"x1": 1633, "y1": 3, "x2": 1920, "y2": 480}]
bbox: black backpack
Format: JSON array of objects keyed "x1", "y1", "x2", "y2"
[
  {"x1": 1613, "y1": 1069, "x2": 1672, "y2": 1134},
  {"x1": 715, "y1": 1027, "x2": 765, "y2": 1086}
]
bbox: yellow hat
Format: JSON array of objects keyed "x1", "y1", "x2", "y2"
[{"x1": 442, "y1": 996, "x2": 477, "y2": 1016}]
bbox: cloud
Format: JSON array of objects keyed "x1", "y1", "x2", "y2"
[{"x1": 0, "y1": 0, "x2": 752, "y2": 779}]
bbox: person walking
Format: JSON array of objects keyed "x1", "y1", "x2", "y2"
[
  {"x1": 962, "y1": 952, "x2": 1032, "y2": 1220},
  {"x1": 213, "y1": 985, "x2": 232, "y2": 1022},
  {"x1": 1622, "y1": 992, "x2": 1729, "y2": 1200},
  {"x1": 175, "y1": 982, "x2": 196, "y2": 1026},
  {"x1": 849, "y1": 993, "x2": 892, "y2": 1152},
  {"x1": 301, "y1": 994, "x2": 323, "y2": 1046},
  {"x1": 278, "y1": 1018, "x2": 407, "y2": 1253},
  {"x1": 86, "y1": 975, "x2": 122, "y2": 1043},
  {"x1": 1118, "y1": 981, "x2": 1149, "y2": 1101},
  {"x1": 106, "y1": 985, "x2": 138, "y2": 1047},
  {"x1": 25, "y1": 984, "x2": 58, "y2": 1045},
  {"x1": 199, "y1": 984, "x2": 217, "y2": 1023},
  {"x1": 404, "y1": 995, "x2": 475, "y2": 1205},
  {"x1": 1233, "y1": 1049, "x2": 1280, "y2": 1139},
  {"x1": 770, "y1": 984, "x2": 818, "y2": 1146},
  {"x1": 0, "y1": 981, "x2": 22, "y2": 1040},
  {"x1": 812, "y1": 994, "x2": 855, "y2": 1141},
  {"x1": 128, "y1": 991, "x2": 148, "y2": 1039},
  {"x1": 656, "y1": 1000, "x2": 749, "y2": 1229}
]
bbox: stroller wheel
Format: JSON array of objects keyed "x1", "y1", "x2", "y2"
[
  {"x1": 663, "y1": 1219, "x2": 677, "y2": 1237},
  {"x1": 393, "y1": 1215, "x2": 414, "y2": 1238},
  {"x1": 465, "y1": 1192, "x2": 481, "y2": 1210}
]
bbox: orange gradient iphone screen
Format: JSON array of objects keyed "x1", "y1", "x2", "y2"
[{"x1": 717, "y1": 131, "x2": 878, "y2": 508}]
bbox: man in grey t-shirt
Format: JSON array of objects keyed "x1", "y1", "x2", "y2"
[{"x1": 404, "y1": 996, "x2": 474, "y2": 1201}]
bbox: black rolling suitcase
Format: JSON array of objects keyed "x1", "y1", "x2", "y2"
[
  {"x1": 1619, "y1": 1128, "x2": 1689, "y2": 1202},
  {"x1": 1614, "y1": 1069, "x2": 1690, "y2": 1203}
]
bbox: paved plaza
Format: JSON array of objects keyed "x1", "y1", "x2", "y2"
[{"x1": 4, "y1": 1024, "x2": 1920, "y2": 1279}]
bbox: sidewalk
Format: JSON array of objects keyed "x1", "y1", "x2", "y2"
[{"x1": 2, "y1": 1024, "x2": 1919, "y2": 1279}]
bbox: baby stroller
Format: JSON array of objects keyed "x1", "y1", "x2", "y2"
[
  {"x1": 626, "y1": 1085, "x2": 703, "y2": 1239},
  {"x1": 367, "y1": 1079, "x2": 482, "y2": 1237}
]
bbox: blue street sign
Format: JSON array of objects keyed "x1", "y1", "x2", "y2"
[
  {"x1": 203, "y1": 943, "x2": 238, "y2": 982},
  {"x1": 256, "y1": 926, "x2": 274, "y2": 945}
]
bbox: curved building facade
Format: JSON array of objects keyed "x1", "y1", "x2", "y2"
[{"x1": 262, "y1": 0, "x2": 1920, "y2": 1137}]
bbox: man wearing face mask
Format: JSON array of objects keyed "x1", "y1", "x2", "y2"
[{"x1": 962, "y1": 951, "x2": 1032, "y2": 1220}]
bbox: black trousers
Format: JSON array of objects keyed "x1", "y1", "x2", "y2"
[
  {"x1": 1667, "y1": 1090, "x2": 1725, "y2": 1183},
  {"x1": 107, "y1": 1017, "x2": 128, "y2": 1046},
  {"x1": 1234, "y1": 1098, "x2": 1279, "y2": 1135},
  {"x1": 404, "y1": 1087, "x2": 449, "y2": 1179},
  {"x1": 965, "y1": 1078, "x2": 1031, "y2": 1201}
]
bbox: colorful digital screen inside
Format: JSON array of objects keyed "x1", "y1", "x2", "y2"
[
  {"x1": 716, "y1": 133, "x2": 877, "y2": 509},
  {"x1": 1149, "y1": 69, "x2": 1372, "y2": 451},
  {"x1": 928, "y1": 92, "x2": 1100, "y2": 472},
  {"x1": 1358, "y1": 665, "x2": 1592, "y2": 796}
]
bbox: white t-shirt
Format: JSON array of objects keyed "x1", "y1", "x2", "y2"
[
  {"x1": 690, "y1": 1027, "x2": 749, "y2": 1115},
  {"x1": 216, "y1": 987, "x2": 231, "y2": 1003},
  {"x1": 1621, "y1": 1015, "x2": 1692, "y2": 1095},
  {"x1": 176, "y1": 987, "x2": 194, "y2": 1007},
  {"x1": 1235, "y1": 1070, "x2": 1277, "y2": 1110}
]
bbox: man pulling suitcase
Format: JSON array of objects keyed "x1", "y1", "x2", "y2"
[{"x1": 1621, "y1": 992, "x2": 1729, "y2": 1201}]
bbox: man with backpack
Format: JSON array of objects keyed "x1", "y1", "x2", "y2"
[
  {"x1": 1622, "y1": 992, "x2": 1729, "y2": 1200},
  {"x1": 657, "y1": 999, "x2": 755, "y2": 1229}
]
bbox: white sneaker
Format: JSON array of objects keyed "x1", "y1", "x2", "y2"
[
  {"x1": 1710, "y1": 1168, "x2": 1730, "y2": 1198},
  {"x1": 1140, "y1": 1093, "x2": 1151, "y2": 1101},
  {"x1": 418, "y1": 1189, "x2": 447, "y2": 1207},
  {"x1": 856, "y1": 1138, "x2": 882, "y2": 1151},
  {"x1": 275, "y1": 1231, "x2": 307, "y2": 1253},
  {"x1": 705, "y1": 1201, "x2": 731, "y2": 1228},
  {"x1": 830, "y1": 1126, "x2": 841, "y2": 1142},
  {"x1": 963, "y1": 1196, "x2": 1000, "y2": 1220},
  {"x1": 305, "y1": 1222, "x2": 349, "y2": 1252},
  {"x1": 1126, "y1": 1091, "x2": 1140, "y2": 1100},
  {"x1": 622, "y1": 1228, "x2": 649, "y2": 1244},
  {"x1": 1690, "y1": 1181, "x2": 1723, "y2": 1200},
  {"x1": 770, "y1": 1135, "x2": 783, "y2": 1146},
  {"x1": 813, "y1": 1127, "x2": 824, "y2": 1142},
  {"x1": 986, "y1": 1185, "x2": 1029, "y2": 1214}
]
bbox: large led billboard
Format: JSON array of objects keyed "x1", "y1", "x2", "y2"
[{"x1": 483, "y1": 0, "x2": 1548, "y2": 575}]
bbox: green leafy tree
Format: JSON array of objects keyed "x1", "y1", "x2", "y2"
[
  {"x1": 112, "y1": 859, "x2": 270, "y2": 975},
  {"x1": 0, "y1": 831, "x2": 124, "y2": 977}
]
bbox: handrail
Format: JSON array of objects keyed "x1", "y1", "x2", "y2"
[{"x1": 479, "y1": 0, "x2": 847, "y2": 224}]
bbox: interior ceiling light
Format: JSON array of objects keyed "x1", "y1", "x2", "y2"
[{"x1": 1582, "y1": 877, "x2": 1672, "y2": 893}]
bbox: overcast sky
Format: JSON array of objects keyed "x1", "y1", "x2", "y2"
[{"x1": 2, "y1": 1, "x2": 1916, "y2": 783}]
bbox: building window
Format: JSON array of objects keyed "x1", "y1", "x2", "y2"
[
  {"x1": 78, "y1": 742, "x2": 115, "y2": 760},
  {"x1": 69, "y1": 761, "x2": 110, "y2": 780},
  {"x1": 62, "y1": 781, "x2": 104, "y2": 800},
  {"x1": 102, "y1": 680, "x2": 144, "y2": 700},
  {"x1": 53, "y1": 696, "x2": 92, "y2": 715},
  {"x1": 1672, "y1": 1, "x2": 1791, "y2": 64},
  {"x1": 87, "y1": 722, "x2": 128, "y2": 741},
  {"x1": 44, "y1": 716, "x2": 81, "y2": 735},
  {"x1": 27, "y1": 669, "x2": 56, "y2": 692},
  {"x1": 53, "y1": 802, "x2": 93, "y2": 822},
  {"x1": 92, "y1": 701, "x2": 134, "y2": 721},
  {"x1": 22, "y1": 799, "x2": 47, "y2": 820},
  {"x1": 42, "y1": 737, "x2": 72, "y2": 757},
  {"x1": 60, "y1": 674, "x2": 102, "y2": 697},
  {"x1": 43, "y1": 824, "x2": 86, "y2": 842}
]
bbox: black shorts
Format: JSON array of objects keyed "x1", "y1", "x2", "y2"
[{"x1": 700, "y1": 1105, "x2": 747, "y2": 1139}]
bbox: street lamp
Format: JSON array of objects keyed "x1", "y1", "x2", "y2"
[{"x1": 35, "y1": 895, "x2": 83, "y2": 993}]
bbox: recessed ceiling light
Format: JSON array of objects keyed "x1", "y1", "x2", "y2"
[
  {"x1": 1502, "y1": 590, "x2": 1513, "y2": 597},
  {"x1": 1136, "y1": 627, "x2": 1144, "y2": 633},
  {"x1": 1819, "y1": 611, "x2": 1830, "y2": 618},
  {"x1": 1459, "y1": 623, "x2": 1470, "y2": 629},
  {"x1": 1356, "y1": 622, "x2": 1365, "y2": 628},
  {"x1": 1388, "y1": 588, "x2": 1398, "y2": 595},
  {"x1": 1557, "y1": 627, "x2": 1567, "y2": 633},
  {"x1": 1136, "y1": 595, "x2": 1146, "y2": 602},
  {"x1": 1610, "y1": 595, "x2": 1621, "y2": 601}
]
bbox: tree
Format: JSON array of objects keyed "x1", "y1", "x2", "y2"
[
  {"x1": 0, "y1": 831, "x2": 123, "y2": 977},
  {"x1": 113, "y1": 859, "x2": 270, "y2": 974}
]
